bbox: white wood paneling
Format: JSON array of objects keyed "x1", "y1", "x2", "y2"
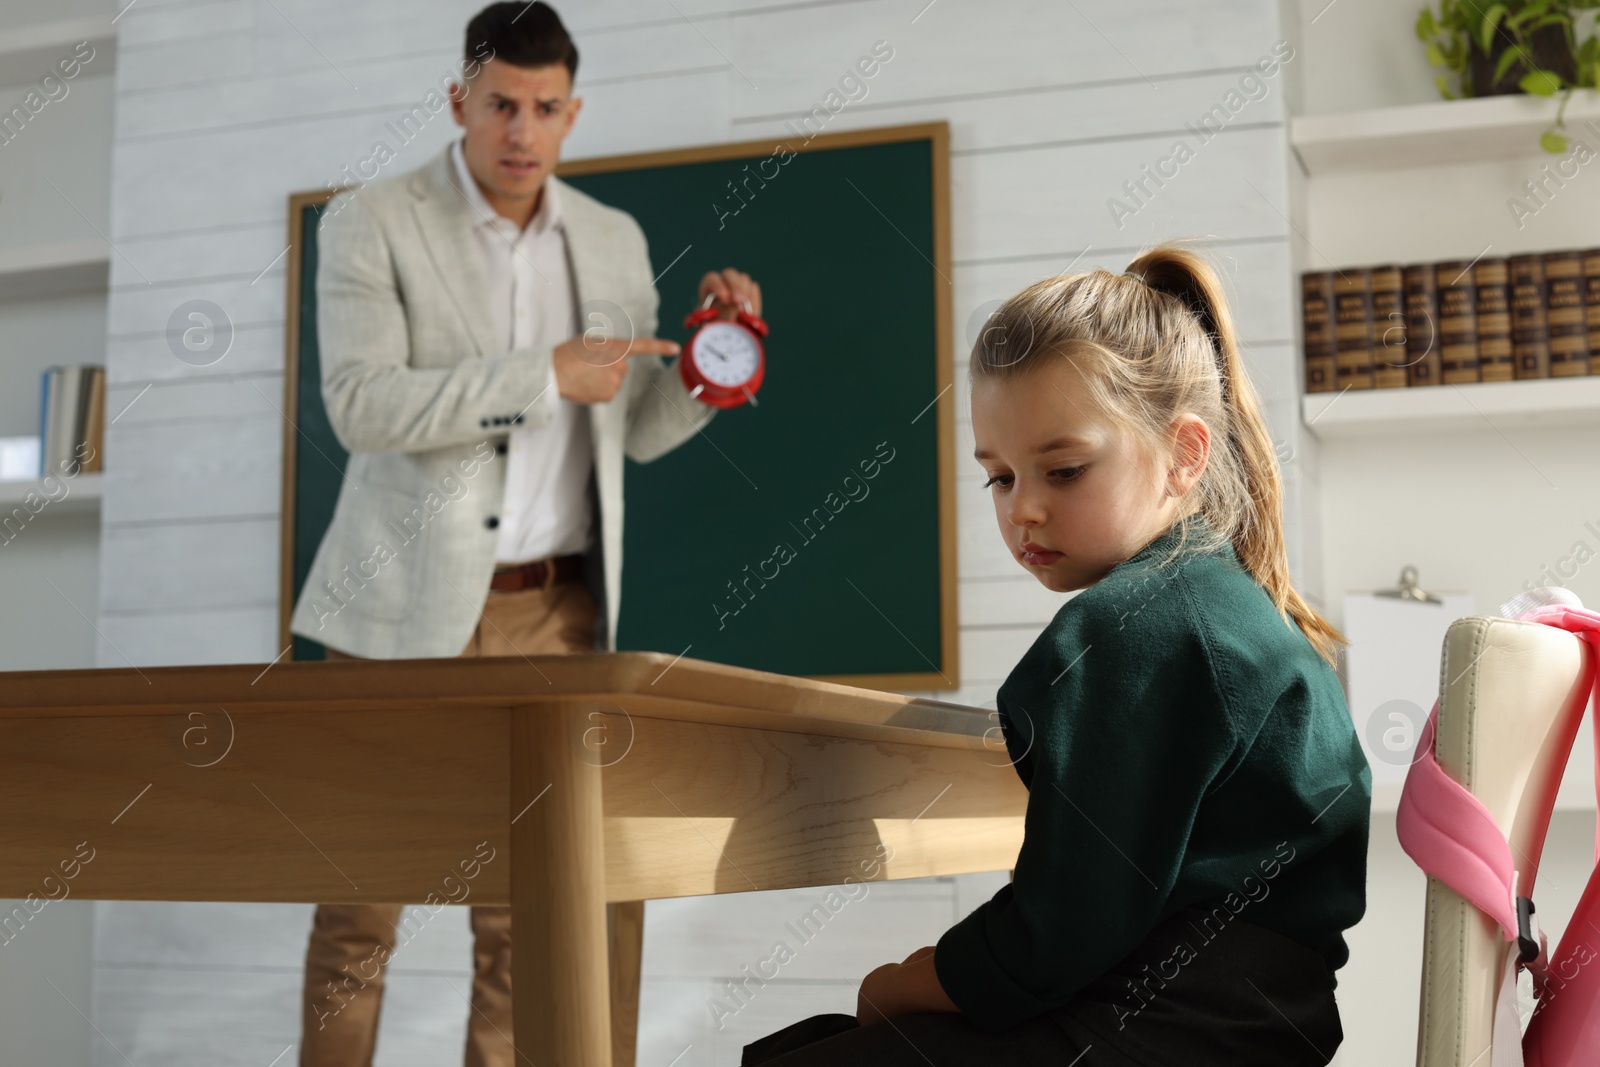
[
  {"x1": 96, "y1": 603, "x2": 280, "y2": 667},
  {"x1": 108, "y1": 221, "x2": 283, "y2": 284},
  {"x1": 107, "y1": 326, "x2": 290, "y2": 384},
  {"x1": 727, "y1": 0, "x2": 1282, "y2": 113},
  {"x1": 642, "y1": 879, "x2": 954, "y2": 982},
  {"x1": 104, "y1": 414, "x2": 281, "y2": 523},
  {"x1": 953, "y1": 239, "x2": 1295, "y2": 352},
  {"x1": 106, "y1": 275, "x2": 284, "y2": 337},
  {"x1": 98, "y1": 516, "x2": 277, "y2": 613}
]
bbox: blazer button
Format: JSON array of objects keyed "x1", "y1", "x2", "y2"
[
  {"x1": 513, "y1": 414, "x2": 525, "y2": 425},
  {"x1": 495, "y1": 443, "x2": 508, "y2": 455},
  {"x1": 479, "y1": 418, "x2": 489, "y2": 428},
  {"x1": 484, "y1": 516, "x2": 500, "y2": 530}
]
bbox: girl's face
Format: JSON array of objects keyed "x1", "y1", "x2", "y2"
[{"x1": 971, "y1": 356, "x2": 1194, "y2": 593}]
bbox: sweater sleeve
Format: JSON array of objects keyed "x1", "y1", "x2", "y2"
[{"x1": 934, "y1": 578, "x2": 1245, "y2": 1032}]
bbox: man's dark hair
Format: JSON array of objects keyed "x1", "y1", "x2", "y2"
[{"x1": 465, "y1": 2, "x2": 578, "y2": 81}]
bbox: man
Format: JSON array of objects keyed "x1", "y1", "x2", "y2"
[{"x1": 287, "y1": 4, "x2": 763, "y2": 1064}]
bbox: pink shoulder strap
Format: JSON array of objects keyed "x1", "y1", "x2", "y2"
[{"x1": 1396, "y1": 601, "x2": 1600, "y2": 1066}]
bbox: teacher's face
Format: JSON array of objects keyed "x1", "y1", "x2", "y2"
[{"x1": 450, "y1": 60, "x2": 582, "y2": 218}]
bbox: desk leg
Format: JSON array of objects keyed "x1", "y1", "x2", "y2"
[
  {"x1": 608, "y1": 900, "x2": 644, "y2": 1067},
  {"x1": 511, "y1": 704, "x2": 611, "y2": 1066}
]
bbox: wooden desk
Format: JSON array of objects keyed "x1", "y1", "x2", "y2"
[{"x1": 0, "y1": 653, "x2": 1026, "y2": 1065}]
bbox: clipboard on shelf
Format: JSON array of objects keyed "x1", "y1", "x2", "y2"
[{"x1": 1343, "y1": 566, "x2": 1476, "y2": 789}]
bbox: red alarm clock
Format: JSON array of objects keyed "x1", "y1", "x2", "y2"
[{"x1": 679, "y1": 293, "x2": 769, "y2": 409}]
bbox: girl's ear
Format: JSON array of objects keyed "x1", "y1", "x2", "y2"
[{"x1": 1165, "y1": 414, "x2": 1210, "y2": 497}]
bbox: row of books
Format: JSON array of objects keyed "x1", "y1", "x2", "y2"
[
  {"x1": 1302, "y1": 249, "x2": 1600, "y2": 392},
  {"x1": 38, "y1": 364, "x2": 106, "y2": 477}
]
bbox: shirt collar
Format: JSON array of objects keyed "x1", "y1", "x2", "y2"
[{"x1": 449, "y1": 137, "x2": 561, "y2": 237}]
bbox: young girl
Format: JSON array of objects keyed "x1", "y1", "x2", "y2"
[{"x1": 740, "y1": 243, "x2": 1370, "y2": 1066}]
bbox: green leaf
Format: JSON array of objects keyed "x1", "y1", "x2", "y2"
[
  {"x1": 1496, "y1": 44, "x2": 1526, "y2": 82},
  {"x1": 1525, "y1": 13, "x2": 1570, "y2": 33},
  {"x1": 1521, "y1": 68, "x2": 1563, "y2": 95},
  {"x1": 1415, "y1": 7, "x2": 1437, "y2": 40},
  {"x1": 1479, "y1": 4, "x2": 1508, "y2": 53},
  {"x1": 1427, "y1": 41, "x2": 1446, "y2": 66},
  {"x1": 1436, "y1": 73, "x2": 1456, "y2": 98},
  {"x1": 1507, "y1": 0, "x2": 1551, "y2": 29},
  {"x1": 1542, "y1": 130, "x2": 1568, "y2": 152}
]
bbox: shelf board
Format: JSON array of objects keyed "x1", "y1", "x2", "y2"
[
  {"x1": 0, "y1": 473, "x2": 102, "y2": 513},
  {"x1": 0, "y1": 17, "x2": 116, "y2": 86},
  {"x1": 0, "y1": 241, "x2": 110, "y2": 300},
  {"x1": 1303, "y1": 375, "x2": 1600, "y2": 440},
  {"x1": 1291, "y1": 90, "x2": 1600, "y2": 174}
]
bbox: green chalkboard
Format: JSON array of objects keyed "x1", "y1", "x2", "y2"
[{"x1": 280, "y1": 123, "x2": 957, "y2": 690}]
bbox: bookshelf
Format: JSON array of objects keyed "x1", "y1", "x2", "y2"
[
  {"x1": 0, "y1": 474, "x2": 102, "y2": 512},
  {"x1": 0, "y1": 241, "x2": 110, "y2": 300},
  {"x1": 0, "y1": 17, "x2": 117, "y2": 85},
  {"x1": 1291, "y1": 90, "x2": 1600, "y2": 174},
  {"x1": 1302, "y1": 375, "x2": 1600, "y2": 440}
]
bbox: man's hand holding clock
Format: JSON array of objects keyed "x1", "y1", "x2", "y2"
[
  {"x1": 681, "y1": 267, "x2": 769, "y2": 409},
  {"x1": 552, "y1": 266, "x2": 766, "y2": 407}
]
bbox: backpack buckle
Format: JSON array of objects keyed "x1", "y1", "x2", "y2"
[{"x1": 1516, "y1": 896, "x2": 1541, "y2": 964}]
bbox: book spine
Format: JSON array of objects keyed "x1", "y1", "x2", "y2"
[
  {"x1": 83, "y1": 368, "x2": 106, "y2": 473},
  {"x1": 1369, "y1": 264, "x2": 1409, "y2": 388},
  {"x1": 1433, "y1": 260, "x2": 1480, "y2": 384},
  {"x1": 1402, "y1": 263, "x2": 1440, "y2": 386},
  {"x1": 1332, "y1": 268, "x2": 1375, "y2": 390},
  {"x1": 1474, "y1": 258, "x2": 1515, "y2": 382},
  {"x1": 55, "y1": 366, "x2": 83, "y2": 477},
  {"x1": 1543, "y1": 250, "x2": 1590, "y2": 377},
  {"x1": 45, "y1": 366, "x2": 68, "y2": 477},
  {"x1": 1585, "y1": 248, "x2": 1600, "y2": 374},
  {"x1": 74, "y1": 363, "x2": 95, "y2": 469},
  {"x1": 37, "y1": 369, "x2": 52, "y2": 478},
  {"x1": 1509, "y1": 253, "x2": 1551, "y2": 379},
  {"x1": 1300, "y1": 271, "x2": 1335, "y2": 393}
]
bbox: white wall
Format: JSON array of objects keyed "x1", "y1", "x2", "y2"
[{"x1": 1295, "y1": 0, "x2": 1437, "y2": 116}]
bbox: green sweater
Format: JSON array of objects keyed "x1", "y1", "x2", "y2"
[{"x1": 934, "y1": 514, "x2": 1371, "y2": 1033}]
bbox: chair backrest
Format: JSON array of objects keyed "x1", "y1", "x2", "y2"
[{"x1": 1414, "y1": 614, "x2": 1594, "y2": 1066}]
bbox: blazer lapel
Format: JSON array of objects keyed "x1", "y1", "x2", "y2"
[
  {"x1": 409, "y1": 147, "x2": 498, "y2": 358},
  {"x1": 556, "y1": 175, "x2": 602, "y2": 320},
  {"x1": 554, "y1": 175, "x2": 623, "y2": 451}
]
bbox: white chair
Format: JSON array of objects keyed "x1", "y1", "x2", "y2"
[{"x1": 1412, "y1": 611, "x2": 1595, "y2": 1065}]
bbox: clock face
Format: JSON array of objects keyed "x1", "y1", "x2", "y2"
[{"x1": 690, "y1": 320, "x2": 762, "y2": 387}]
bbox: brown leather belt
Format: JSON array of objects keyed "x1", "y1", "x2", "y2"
[{"x1": 490, "y1": 553, "x2": 586, "y2": 592}]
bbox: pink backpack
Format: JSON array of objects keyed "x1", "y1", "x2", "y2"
[{"x1": 1397, "y1": 589, "x2": 1600, "y2": 1064}]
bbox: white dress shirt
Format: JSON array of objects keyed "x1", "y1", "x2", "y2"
[{"x1": 450, "y1": 138, "x2": 594, "y2": 565}]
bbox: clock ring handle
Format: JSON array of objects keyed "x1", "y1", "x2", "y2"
[{"x1": 683, "y1": 292, "x2": 770, "y2": 337}]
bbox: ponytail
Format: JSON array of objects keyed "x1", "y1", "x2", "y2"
[{"x1": 970, "y1": 241, "x2": 1347, "y2": 668}]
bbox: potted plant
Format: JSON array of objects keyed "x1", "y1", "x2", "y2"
[{"x1": 1416, "y1": 0, "x2": 1600, "y2": 152}]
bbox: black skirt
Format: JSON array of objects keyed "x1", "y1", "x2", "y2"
[{"x1": 741, "y1": 903, "x2": 1343, "y2": 1066}]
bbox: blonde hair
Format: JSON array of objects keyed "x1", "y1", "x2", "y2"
[{"x1": 968, "y1": 241, "x2": 1346, "y2": 668}]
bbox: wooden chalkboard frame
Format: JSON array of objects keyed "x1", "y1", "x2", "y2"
[
  {"x1": 279, "y1": 121, "x2": 958, "y2": 691},
  {"x1": 279, "y1": 185, "x2": 338, "y2": 666}
]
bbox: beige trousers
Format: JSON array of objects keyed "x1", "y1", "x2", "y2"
[{"x1": 301, "y1": 575, "x2": 598, "y2": 1067}]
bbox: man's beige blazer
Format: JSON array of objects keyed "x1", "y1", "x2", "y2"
[{"x1": 288, "y1": 144, "x2": 716, "y2": 658}]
